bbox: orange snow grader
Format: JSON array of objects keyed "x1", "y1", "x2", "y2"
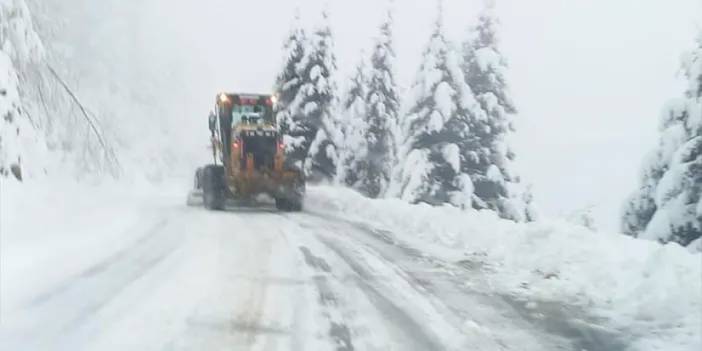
[{"x1": 187, "y1": 93, "x2": 305, "y2": 211}]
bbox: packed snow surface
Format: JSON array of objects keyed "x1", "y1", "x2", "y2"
[{"x1": 1, "y1": 180, "x2": 700, "y2": 351}]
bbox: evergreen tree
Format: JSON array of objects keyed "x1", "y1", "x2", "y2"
[
  {"x1": 623, "y1": 31, "x2": 702, "y2": 251},
  {"x1": 275, "y1": 11, "x2": 309, "y2": 171},
  {"x1": 299, "y1": 10, "x2": 339, "y2": 182},
  {"x1": 360, "y1": 9, "x2": 401, "y2": 198},
  {"x1": 0, "y1": 0, "x2": 44, "y2": 181},
  {"x1": 395, "y1": 2, "x2": 485, "y2": 208},
  {"x1": 0, "y1": 48, "x2": 25, "y2": 180},
  {"x1": 337, "y1": 57, "x2": 369, "y2": 188},
  {"x1": 461, "y1": 2, "x2": 531, "y2": 221}
]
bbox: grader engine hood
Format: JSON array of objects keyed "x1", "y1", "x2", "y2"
[{"x1": 236, "y1": 128, "x2": 281, "y2": 171}]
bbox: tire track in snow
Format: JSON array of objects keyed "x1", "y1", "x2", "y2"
[
  {"x1": 171, "y1": 212, "x2": 285, "y2": 351},
  {"x1": 4, "y1": 215, "x2": 184, "y2": 350},
  {"x1": 80, "y1": 209, "x2": 290, "y2": 351},
  {"x1": 284, "y1": 214, "x2": 450, "y2": 351},
  {"x1": 26, "y1": 218, "x2": 170, "y2": 307},
  {"x1": 277, "y1": 213, "x2": 392, "y2": 351},
  {"x1": 298, "y1": 246, "x2": 355, "y2": 351},
  {"x1": 313, "y1": 235, "x2": 448, "y2": 351},
  {"x1": 302, "y1": 210, "x2": 629, "y2": 351}
]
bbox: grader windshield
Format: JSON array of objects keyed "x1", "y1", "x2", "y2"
[
  {"x1": 215, "y1": 93, "x2": 277, "y2": 159},
  {"x1": 217, "y1": 93, "x2": 275, "y2": 126}
]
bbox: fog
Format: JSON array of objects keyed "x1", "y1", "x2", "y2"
[{"x1": 38, "y1": 0, "x2": 702, "y2": 229}]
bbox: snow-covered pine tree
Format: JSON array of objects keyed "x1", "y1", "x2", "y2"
[
  {"x1": 337, "y1": 57, "x2": 368, "y2": 188},
  {"x1": 359, "y1": 8, "x2": 401, "y2": 198},
  {"x1": 395, "y1": 2, "x2": 485, "y2": 208},
  {"x1": 275, "y1": 11, "x2": 308, "y2": 171},
  {"x1": 461, "y1": 1, "x2": 531, "y2": 221},
  {"x1": 622, "y1": 31, "x2": 702, "y2": 251},
  {"x1": 0, "y1": 0, "x2": 44, "y2": 180},
  {"x1": 298, "y1": 9, "x2": 339, "y2": 182}
]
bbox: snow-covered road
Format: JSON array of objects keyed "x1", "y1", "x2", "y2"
[{"x1": 0, "y1": 182, "x2": 634, "y2": 351}]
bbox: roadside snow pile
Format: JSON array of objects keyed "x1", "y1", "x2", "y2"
[{"x1": 306, "y1": 186, "x2": 702, "y2": 351}]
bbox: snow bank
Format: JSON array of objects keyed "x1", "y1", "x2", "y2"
[{"x1": 306, "y1": 186, "x2": 702, "y2": 351}]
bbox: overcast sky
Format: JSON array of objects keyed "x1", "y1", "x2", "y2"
[{"x1": 69, "y1": 0, "x2": 702, "y2": 230}]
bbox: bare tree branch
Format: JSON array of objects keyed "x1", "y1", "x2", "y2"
[
  {"x1": 36, "y1": 79, "x2": 52, "y2": 124},
  {"x1": 46, "y1": 64, "x2": 121, "y2": 175}
]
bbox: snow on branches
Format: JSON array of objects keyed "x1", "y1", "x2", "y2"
[{"x1": 623, "y1": 31, "x2": 702, "y2": 251}]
